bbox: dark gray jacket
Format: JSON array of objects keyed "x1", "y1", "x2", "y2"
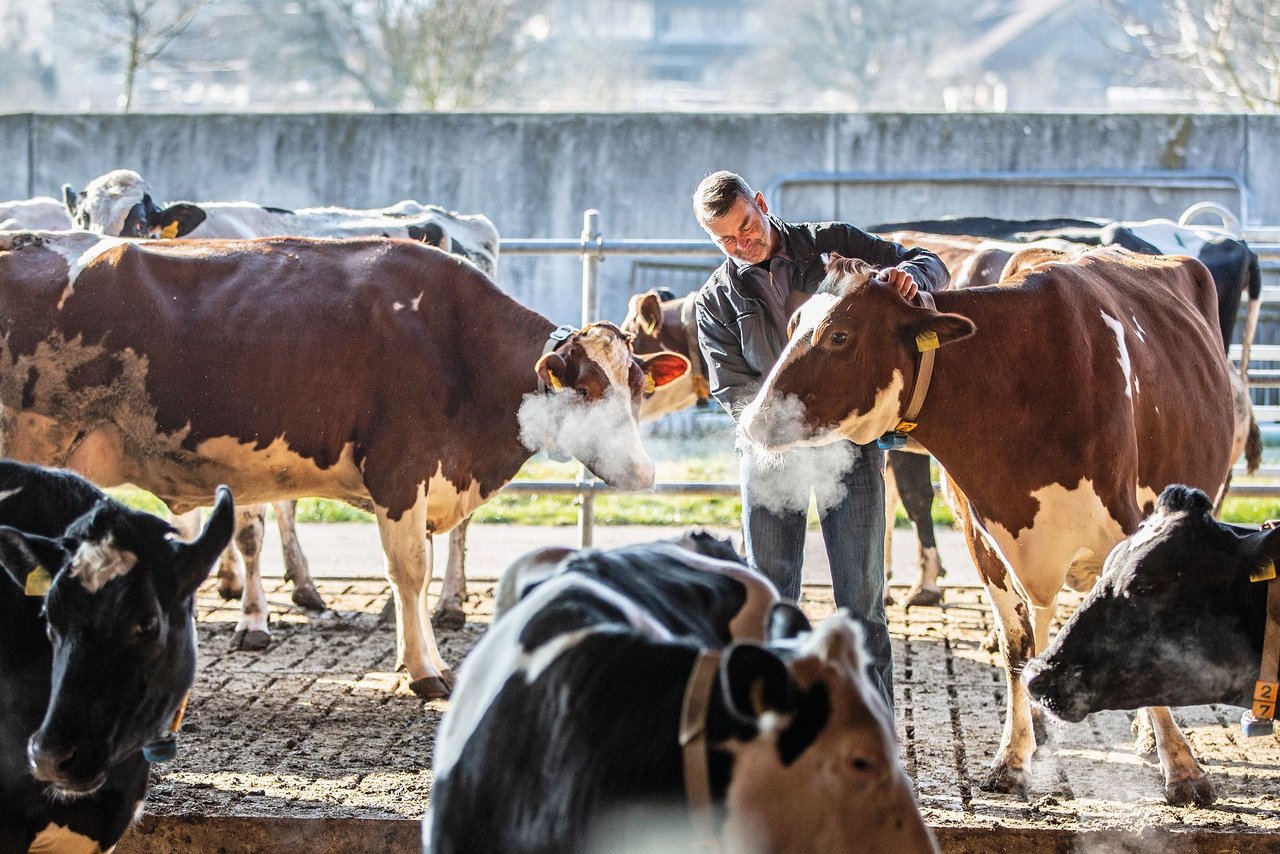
[{"x1": 694, "y1": 216, "x2": 951, "y2": 420}]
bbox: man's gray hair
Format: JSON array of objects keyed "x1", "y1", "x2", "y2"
[{"x1": 692, "y1": 171, "x2": 754, "y2": 223}]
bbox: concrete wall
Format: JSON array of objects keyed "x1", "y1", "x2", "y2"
[{"x1": 2, "y1": 112, "x2": 1276, "y2": 323}]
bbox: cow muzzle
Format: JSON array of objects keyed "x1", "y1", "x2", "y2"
[
  {"x1": 1022, "y1": 658, "x2": 1092, "y2": 723},
  {"x1": 27, "y1": 734, "x2": 108, "y2": 795}
]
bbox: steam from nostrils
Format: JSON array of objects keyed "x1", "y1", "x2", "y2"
[
  {"x1": 518, "y1": 391, "x2": 649, "y2": 484},
  {"x1": 739, "y1": 393, "x2": 862, "y2": 515}
]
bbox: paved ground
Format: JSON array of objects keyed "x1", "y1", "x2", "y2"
[{"x1": 111, "y1": 528, "x2": 1280, "y2": 853}]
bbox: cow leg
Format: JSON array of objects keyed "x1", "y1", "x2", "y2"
[
  {"x1": 230, "y1": 505, "x2": 272, "y2": 651},
  {"x1": 1030, "y1": 600, "x2": 1057, "y2": 748},
  {"x1": 1146, "y1": 706, "x2": 1215, "y2": 806},
  {"x1": 274, "y1": 500, "x2": 326, "y2": 612},
  {"x1": 375, "y1": 503, "x2": 453, "y2": 699},
  {"x1": 431, "y1": 518, "x2": 469, "y2": 630},
  {"x1": 895, "y1": 451, "x2": 944, "y2": 608},
  {"x1": 882, "y1": 459, "x2": 898, "y2": 607},
  {"x1": 174, "y1": 508, "x2": 245, "y2": 601},
  {"x1": 952, "y1": 493, "x2": 1035, "y2": 796}
]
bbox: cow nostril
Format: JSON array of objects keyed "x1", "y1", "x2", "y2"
[{"x1": 29, "y1": 738, "x2": 77, "y2": 780}]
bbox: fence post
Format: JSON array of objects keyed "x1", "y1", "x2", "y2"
[{"x1": 578, "y1": 210, "x2": 602, "y2": 547}]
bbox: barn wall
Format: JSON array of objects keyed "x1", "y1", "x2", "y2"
[{"x1": 3, "y1": 112, "x2": 1276, "y2": 324}]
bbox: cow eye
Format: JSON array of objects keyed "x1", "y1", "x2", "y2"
[
  {"x1": 830, "y1": 331, "x2": 849, "y2": 345},
  {"x1": 1129, "y1": 580, "x2": 1157, "y2": 598},
  {"x1": 134, "y1": 616, "x2": 160, "y2": 638}
]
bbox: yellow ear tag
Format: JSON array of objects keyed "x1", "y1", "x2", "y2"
[
  {"x1": 915, "y1": 331, "x2": 940, "y2": 352},
  {"x1": 1251, "y1": 560, "x2": 1277, "y2": 583},
  {"x1": 160, "y1": 222, "x2": 180, "y2": 239},
  {"x1": 547, "y1": 374, "x2": 563, "y2": 391},
  {"x1": 643, "y1": 375, "x2": 656, "y2": 395},
  {"x1": 24, "y1": 566, "x2": 52, "y2": 597}
]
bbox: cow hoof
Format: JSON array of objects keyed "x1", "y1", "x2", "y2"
[
  {"x1": 432, "y1": 605, "x2": 467, "y2": 630},
  {"x1": 409, "y1": 676, "x2": 453, "y2": 700},
  {"x1": 979, "y1": 764, "x2": 1029, "y2": 798},
  {"x1": 218, "y1": 583, "x2": 243, "y2": 601},
  {"x1": 231, "y1": 629, "x2": 272, "y2": 651},
  {"x1": 1165, "y1": 775, "x2": 1215, "y2": 807},
  {"x1": 441, "y1": 669, "x2": 457, "y2": 691},
  {"x1": 291, "y1": 585, "x2": 327, "y2": 613},
  {"x1": 883, "y1": 591, "x2": 896, "y2": 607},
  {"x1": 904, "y1": 586, "x2": 944, "y2": 608}
]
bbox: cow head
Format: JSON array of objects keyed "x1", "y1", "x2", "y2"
[
  {"x1": 739, "y1": 254, "x2": 973, "y2": 450},
  {"x1": 719, "y1": 613, "x2": 937, "y2": 854},
  {"x1": 1025, "y1": 485, "x2": 1279, "y2": 722},
  {"x1": 620, "y1": 291, "x2": 703, "y2": 422},
  {"x1": 522, "y1": 321, "x2": 688, "y2": 490},
  {"x1": 0, "y1": 487, "x2": 234, "y2": 796},
  {"x1": 63, "y1": 169, "x2": 206, "y2": 238}
]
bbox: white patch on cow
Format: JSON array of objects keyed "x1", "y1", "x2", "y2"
[
  {"x1": 28, "y1": 821, "x2": 105, "y2": 853},
  {"x1": 1100, "y1": 311, "x2": 1134, "y2": 400},
  {"x1": 577, "y1": 326, "x2": 633, "y2": 390},
  {"x1": 38, "y1": 233, "x2": 133, "y2": 310},
  {"x1": 836, "y1": 370, "x2": 908, "y2": 445},
  {"x1": 411, "y1": 291, "x2": 424, "y2": 311},
  {"x1": 421, "y1": 465, "x2": 486, "y2": 533},
  {"x1": 979, "y1": 479, "x2": 1128, "y2": 607},
  {"x1": 182, "y1": 436, "x2": 366, "y2": 511},
  {"x1": 1125, "y1": 220, "x2": 1208, "y2": 257},
  {"x1": 77, "y1": 169, "x2": 148, "y2": 236},
  {"x1": 1131, "y1": 315, "x2": 1147, "y2": 342},
  {"x1": 788, "y1": 293, "x2": 841, "y2": 340},
  {"x1": 434, "y1": 572, "x2": 675, "y2": 780},
  {"x1": 1111, "y1": 504, "x2": 1187, "y2": 570},
  {"x1": 0, "y1": 486, "x2": 22, "y2": 503},
  {"x1": 69, "y1": 535, "x2": 138, "y2": 593}
]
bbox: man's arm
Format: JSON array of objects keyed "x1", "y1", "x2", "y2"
[
  {"x1": 820, "y1": 223, "x2": 951, "y2": 295},
  {"x1": 695, "y1": 296, "x2": 760, "y2": 422}
]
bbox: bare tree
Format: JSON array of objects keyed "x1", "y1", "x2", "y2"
[
  {"x1": 1113, "y1": 0, "x2": 1280, "y2": 111},
  {"x1": 742, "y1": 0, "x2": 964, "y2": 110},
  {"x1": 296, "y1": 0, "x2": 546, "y2": 110},
  {"x1": 57, "y1": 0, "x2": 209, "y2": 111}
]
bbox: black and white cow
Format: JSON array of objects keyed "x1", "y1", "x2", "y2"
[
  {"x1": 0, "y1": 196, "x2": 73, "y2": 232},
  {"x1": 1025, "y1": 484, "x2": 1280, "y2": 804},
  {"x1": 0, "y1": 460, "x2": 233, "y2": 852},
  {"x1": 428, "y1": 540, "x2": 938, "y2": 854}
]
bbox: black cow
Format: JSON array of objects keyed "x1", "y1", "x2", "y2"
[
  {"x1": 427, "y1": 541, "x2": 937, "y2": 854},
  {"x1": 0, "y1": 460, "x2": 232, "y2": 852},
  {"x1": 1024, "y1": 484, "x2": 1276, "y2": 805}
]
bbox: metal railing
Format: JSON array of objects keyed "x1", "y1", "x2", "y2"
[{"x1": 501, "y1": 211, "x2": 729, "y2": 545}]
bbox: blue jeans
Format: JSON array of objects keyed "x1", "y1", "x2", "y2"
[{"x1": 739, "y1": 441, "x2": 893, "y2": 711}]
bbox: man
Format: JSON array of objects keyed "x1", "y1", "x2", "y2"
[{"x1": 692, "y1": 171, "x2": 950, "y2": 708}]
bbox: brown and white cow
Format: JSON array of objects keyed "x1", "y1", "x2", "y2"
[
  {"x1": 739, "y1": 248, "x2": 1237, "y2": 802},
  {"x1": 0, "y1": 230, "x2": 687, "y2": 699},
  {"x1": 63, "y1": 168, "x2": 503, "y2": 643}
]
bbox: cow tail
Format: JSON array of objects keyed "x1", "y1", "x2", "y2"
[{"x1": 1247, "y1": 407, "x2": 1263, "y2": 475}]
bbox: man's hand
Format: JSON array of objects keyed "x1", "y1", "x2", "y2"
[{"x1": 878, "y1": 267, "x2": 918, "y2": 301}]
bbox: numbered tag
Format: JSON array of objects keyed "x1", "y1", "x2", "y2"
[
  {"x1": 1251, "y1": 560, "x2": 1277, "y2": 583},
  {"x1": 915, "y1": 331, "x2": 940, "y2": 352},
  {"x1": 1252, "y1": 680, "x2": 1277, "y2": 720},
  {"x1": 24, "y1": 566, "x2": 52, "y2": 597}
]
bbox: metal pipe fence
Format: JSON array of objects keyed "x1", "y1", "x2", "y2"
[{"x1": 504, "y1": 197, "x2": 1280, "y2": 544}]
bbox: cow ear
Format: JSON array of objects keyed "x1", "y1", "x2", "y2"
[
  {"x1": 719, "y1": 642, "x2": 798, "y2": 725},
  {"x1": 638, "y1": 351, "x2": 689, "y2": 391},
  {"x1": 62, "y1": 184, "x2": 82, "y2": 217},
  {"x1": 766, "y1": 601, "x2": 811, "y2": 642},
  {"x1": 1242, "y1": 525, "x2": 1280, "y2": 584},
  {"x1": 535, "y1": 351, "x2": 569, "y2": 392},
  {"x1": 0, "y1": 527, "x2": 68, "y2": 594},
  {"x1": 172, "y1": 486, "x2": 234, "y2": 598},
  {"x1": 152, "y1": 204, "x2": 206, "y2": 238},
  {"x1": 636, "y1": 292, "x2": 663, "y2": 337},
  {"x1": 901, "y1": 310, "x2": 975, "y2": 350}
]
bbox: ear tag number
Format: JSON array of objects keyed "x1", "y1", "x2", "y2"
[
  {"x1": 24, "y1": 566, "x2": 52, "y2": 597},
  {"x1": 915, "y1": 331, "x2": 940, "y2": 352},
  {"x1": 1252, "y1": 680, "x2": 1278, "y2": 721},
  {"x1": 160, "y1": 222, "x2": 180, "y2": 239},
  {"x1": 1251, "y1": 561, "x2": 1276, "y2": 583}
]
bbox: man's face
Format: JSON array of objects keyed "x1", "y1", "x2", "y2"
[{"x1": 702, "y1": 192, "x2": 774, "y2": 265}]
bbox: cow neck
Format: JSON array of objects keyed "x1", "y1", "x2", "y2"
[
  {"x1": 879, "y1": 290, "x2": 937, "y2": 449},
  {"x1": 501, "y1": 310, "x2": 562, "y2": 399},
  {"x1": 679, "y1": 649, "x2": 723, "y2": 852},
  {"x1": 678, "y1": 298, "x2": 711, "y2": 402},
  {"x1": 1244, "y1": 529, "x2": 1280, "y2": 736}
]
